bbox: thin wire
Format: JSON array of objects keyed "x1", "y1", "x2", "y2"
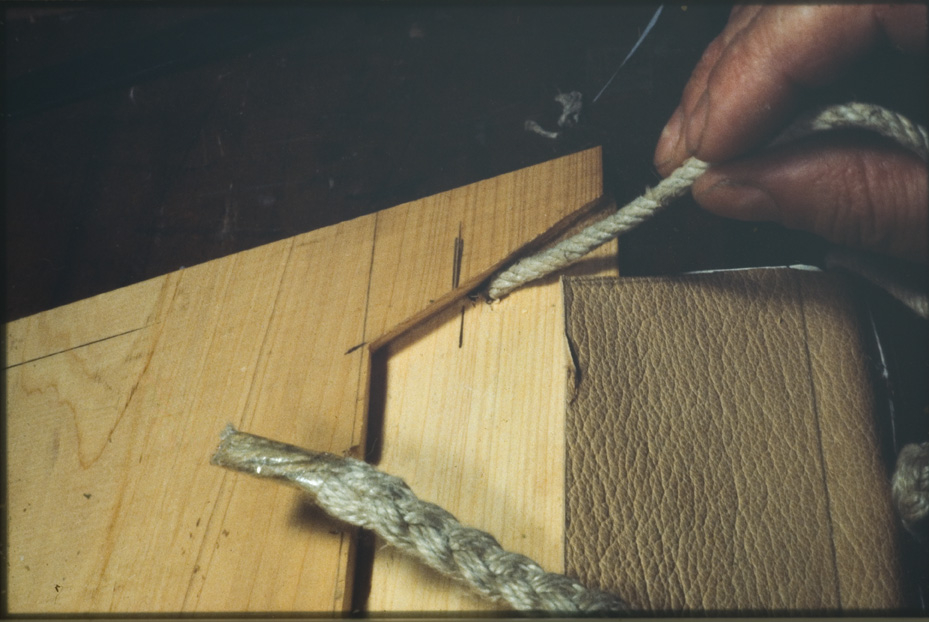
[{"x1": 592, "y1": 5, "x2": 664, "y2": 104}]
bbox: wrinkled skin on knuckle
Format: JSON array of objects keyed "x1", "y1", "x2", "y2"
[
  {"x1": 683, "y1": 38, "x2": 724, "y2": 106},
  {"x1": 817, "y1": 148, "x2": 923, "y2": 258}
]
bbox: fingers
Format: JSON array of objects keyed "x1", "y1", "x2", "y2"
[
  {"x1": 691, "y1": 134, "x2": 928, "y2": 263},
  {"x1": 654, "y1": 5, "x2": 897, "y2": 176},
  {"x1": 650, "y1": 4, "x2": 928, "y2": 264},
  {"x1": 654, "y1": 6, "x2": 761, "y2": 175}
]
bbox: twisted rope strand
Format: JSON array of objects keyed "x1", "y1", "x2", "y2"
[
  {"x1": 487, "y1": 157, "x2": 708, "y2": 300},
  {"x1": 211, "y1": 425, "x2": 630, "y2": 613},
  {"x1": 486, "y1": 103, "x2": 929, "y2": 301},
  {"x1": 771, "y1": 101, "x2": 929, "y2": 160},
  {"x1": 892, "y1": 442, "x2": 929, "y2": 535}
]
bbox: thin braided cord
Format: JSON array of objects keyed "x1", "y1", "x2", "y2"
[
  {"x1": 211, "y1": 426, "x2": 630, "y2": 613},
  {"x1": 486, "y1": 103, "x2": 929, "y2": 301},
  {"x1": 771, "y1": 101, "x2": 929, "y2": 160},
  {"x1": 487, "y1": 157, "x2": 709, "y2": 300}
]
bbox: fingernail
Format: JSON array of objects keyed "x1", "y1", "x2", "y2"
[
  {"x1": 686, "y1": 92, "x2": 710, "y2": 153},
  {"x1": 654, "y1": 106, "x2": 684, "y2": 169},
  {"x1": 694, "y1": 178, "x2": 779, "y2": 221}
]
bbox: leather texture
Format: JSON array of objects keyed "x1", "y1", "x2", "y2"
[{"x1": 562, "y1": 269, "x2": 901, "y2": 612}]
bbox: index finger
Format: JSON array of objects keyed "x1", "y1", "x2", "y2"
[{"x1": 654, "y1": 4, "x2": 928, "y2": 175}]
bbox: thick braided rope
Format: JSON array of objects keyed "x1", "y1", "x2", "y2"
[
  {"x1": 211, "y1": 425, "x2": 630, "y2": 613},
  {"x1": 486, "y1": 103, "x2": 929, "y2": 301}
]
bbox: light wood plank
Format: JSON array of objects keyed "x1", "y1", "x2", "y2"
[
  {"x1": 367, "y1": 243, "x2": 618, "y2": 612},
  {"x1": 365, "y1": 147, "x2": 604, "y2": 344},
  {"x1": 5, "y1": 147, "x2": 604, "y2": 613},
  {"x1": 6, "y1": 276, "x2": 170, "y2": 367},
  {"x1": 7, "y1": 232, "x2": 366, "y2": 613}
]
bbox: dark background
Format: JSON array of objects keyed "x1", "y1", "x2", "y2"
[
  {"x1": 3, "y1": 2, "x2": 927, "y2": 612},
  {"x1": 5, "y1": 3, "x2": 739, "y2": 321},
  {"x1": 4, "y1": 4, "x2": 927, "y2": 320}
]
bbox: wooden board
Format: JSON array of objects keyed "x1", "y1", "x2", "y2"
[
  {"x1": 366, "y1": 242, "x2": 618, "y2": 612},
  {"x1": 5, "y1": 147, "x2": 603, "y2": 613}
]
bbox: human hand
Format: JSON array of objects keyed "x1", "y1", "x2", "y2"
[{"x1": 653, "y1": 4, "x2": 928, "y2": 263}]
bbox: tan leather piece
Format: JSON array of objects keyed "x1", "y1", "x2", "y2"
[
  {"x1": 562, "y1": 269, "x2": 901, "y2": 612},
  {"x1": 795, "y1": 276, "x2": 903, "y2": 608}
]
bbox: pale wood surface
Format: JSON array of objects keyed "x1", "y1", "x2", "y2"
[
  {"x1": 366, "y1": 242, "x2": 618, "y2": 612},
  {"x1": 6, "y1": 148, "x2": 603, "y2": 613}
]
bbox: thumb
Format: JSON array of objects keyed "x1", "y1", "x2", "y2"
[{"x1": 692, "y1": 133, "x2": 928, "y2": 263}]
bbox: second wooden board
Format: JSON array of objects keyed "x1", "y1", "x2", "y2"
[{"x1": 366, "y1": 244, "x2": 618, "y2": 611}]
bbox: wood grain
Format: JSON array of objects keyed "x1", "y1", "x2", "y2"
[{"x1": 6, "y1": 147, "x2": 604, "y2": 613}]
